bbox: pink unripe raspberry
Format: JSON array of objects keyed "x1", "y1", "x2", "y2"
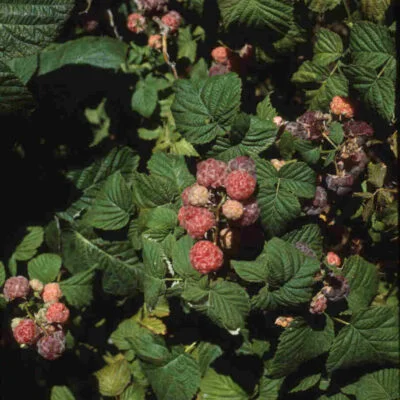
[
  {"x1": 29, "y1": 279, "x2": 44, "y2": 293},
  {"x1": 37, "y1": 330, "x2": 66, "y2": 360},
  {"x1": 42, "y1": 283, "x2": 63, "y2": 303},
  {"x1": 270, "y1": 158, "x2": 286, "y2": 171},
  {"x1": 222, "y1": 200, "x2": 244, "y2": 220},
  {"x1": 127, "y1": 13, "x2": 147, "y2": 33},
  {"x1": 189, "y1": 241, "x2": 224, "y2": 274},
  {"x1": 227, "y1": 156, "x2": 256, "y2": 178},
  {"x1": 234, "y1": 198, "x2": 260, "y2": 226},
  {"x1": 211, "y1": 47, "x2": 232, "y2": 64},
  {"x1": 273, "y1": 116, "x2": 283, "y2": 127},
  {"x1": 225, "y1": 170, "x2": 256, "y2": 201},
  {"x1": 178, "y1": 206, "x2": 216, "y2": 239},
  {"x1": 161, "y1": 11, "x2": 181, "y2": 33},
  {"x1": 188, "y1": 184, "x2": 209, "y2": 206},
  {"x1": 148, "y1": 34, "x2": 162, "y2": 50},
  {"x1": 196, "y1": 159, "x2": 228, "y2": 188},
  {"x1": 3, "y1": 276, "x2": 30, "y2": 301},
  {"x1": 309, "y1": 293, "x2": 328, "y2": 314},
  {"x1": 12, "y1": 319, "x2": 39, "y2": 345},
  {"x1": 46, "y1": 302, "x2": 70, "y2": 324},
  {"x1": 326, "y1": 252, "x2": 341, "y2": 267},
  {"x1": 330, "y1": 96, "x2": 354, "y2": 118}
]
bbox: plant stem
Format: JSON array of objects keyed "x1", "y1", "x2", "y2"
[
  {"x1": 322, "y1": 132, "x2": 339, "y2": 150},
  {"x1": 342, "y1": 0, "x2": 352, "y2": 22},
  {"x1": 213, "y1": 193, "x2": 226, "y2": 245},
  {"x1": 333, "y1": 317, "x2": 350, "y2": 326}
]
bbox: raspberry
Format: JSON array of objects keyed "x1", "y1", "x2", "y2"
[
  {"x1": 285, "y1": 121, "x2": 309, "y2": 140},
  {"x1": 275, "y1": 316, "x2": 294, "y2": 328},
  {"x1": 211, "y1": 47, "x2": 232, "y2": 64},
  {"x1": 343, "y1": 120, "x2": 374, "y2": 138},
  {"x1": 270, "y1": 159, "x2": 286, "y2": 171},
  {"x1": 42, "y1": 283, "x2": 63, "y2": 303},
  {"x1": 3, "y1": 276, "x2": 30, "y2": 301},
  {"x1": 297, "y1": 111, "x2": 329, "y2": 140},
  {"x1": 188, "y1": 184, "x2": 209, "y2": 206},
  {"x1": 225, "y1": 171, "x2": 256, "y2": 201},
  {"x1": 304, "y1": 186, "x2": 328, "y2": 216},
  {"x1": 330, "y1": 96, "x2": 354, "y2": 118},
  {"x1": 208, "y1": 63, "x2": 231, "y2": 77},
  {"x1": 325, "y1": 174, "x2": 354, "y2": 195},
  {"x1": 196, "y1": 159, "x2": 228, "y2": 188},
  {"x1": 234, "y1": 198, "x2": 260, "y2": 226},
  {"x1": 222, "y1": 200, "x2": 244, "y2": 220},
  {"x1": 326, "y1": 252, "x2": 341, "y2": 267},
  {"x1": 127, "y1": 13, "x2": 146, "y2": 33},
  {"x1": 273, "y1": 116, "x2": 283, "y2": 127},
  {"x1": 309, "y1": 293, "x2": 327, "y2": 314},
  {"x1": 46, "y1": 302, "x2": 70, "y2": 324},
  {"x1": 12, "y1": 319, "x2": 39, "y2": 345},
  {"x1": 37, "y1": 330, "x2": 66, "y2": 360},
  {"x1": 29, "y1": 279, "x2": 44, "y2": 293},
  {"x1": 189, "y1": 241, "x2": 223, "y2": 274},
  {"x1": 227, "y1": 156, "x2": 256, "y2": 178},
  {"x1": 161, "y1": 11, "x2": 181, "y2": 33},
  {"x1": 322, "y1": 275, "x2": 350, "y2": 301},
  {"x1": 219, "y1": 227, "x2": 241, "y2": 253},
  {"x1": 181, "y1": 186, "x2": 191, "y2": 206},
  {"x1": 134, "y1": 0, "x2": 168, "y2": 13},
  {"x1": 148, "y1": 34, "x2": 162, "y2": 50},
  {"x1": 178, "y1": 206, "x2": 216, "y2": 239}
]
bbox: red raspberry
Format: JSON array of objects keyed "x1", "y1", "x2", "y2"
[
  {"x1": 309, "y1": 293, "x2": 327, "y2": 314},
  {"x1": 3, "y1": 276, "x2": 30, "y2": 301},
  {"x1": 330, "y1": 96, "x2": 354, "y2": 118},
  {"x1": 134, "y1": 0, "x2": 168, "y2": 13},
  {"x1": 222, "y1": 200, "x2": 244, "y2": 220},
  {"x1": 46, "y1": 303, "x2": 70, "y2": 324},
  {"x1": 37, "y1": 330, "x2": 66, "y2": 360},
  {"x1": 196, "y1": 159, "x2": 228, "y2": 188},
  {"x1": 13, "y1": 319, "x2": 39, "y2": 345},
  {"x1": 227, "y1": 156, "x2": 256, "y2": 178},
  {"x1": 127, "y1": 13, "x2": 146, "y2": 33},
  {"x1": 178, "y1": 206, "x2": 215, "y2": 239},
  {"x1": 225, "y1": 170, "x2": 256, "y2": 201},
  {"x1": 234, "y1": 198, "x2": 260, "y2": 226},
  {"x1": 42, "y1": 283, "x2": 63, "y2": 303},
  {"x1": 161, "y1": 11, "x2": 181, "y2": 33},
  {"x1": 189, "y1": 241, "x2": 224, "y2": 274},
  {"x1": 273, "y1": 116, "x2": 283, "y2": 127},
  {"x1": 326, "y1": 252, "x2": 341, "y2": 267},
  {"x1": 211, "y1": 47, "x2": 232, "y2": 64},
  {"x1": 148, "y1": 34, "x2": 162, "y2": 50},
  {"x1": 188, "y1": 184, "x2": 209, "y2": 206}
]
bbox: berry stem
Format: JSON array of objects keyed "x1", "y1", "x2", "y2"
[
  {"x1": 332, "y1": 316, "x2": 350, "y2": 326},
  {"x1": 213, "y1": 193, "x2": 226, "y2": 245}
]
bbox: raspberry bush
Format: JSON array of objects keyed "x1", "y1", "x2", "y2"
[{"x1": 0, "y1": 1, "x2": 398, "y2": 399}]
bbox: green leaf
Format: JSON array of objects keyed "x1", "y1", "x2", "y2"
[
  {"x1": 293, "y1": 139, "x2": 321, "y2": 165},
  {"x1": 171, "y1": 73, "x2": 241, "y2": 144},
  {"x1": 368, "y1": 162, "x2": 387, "y2": 188},
  {"x1": 84, "y1": 172, "x2": 133, "y2": 230},
  {"x1": 361, "y1": 0, "x2": 391, "y2": 23},
  {"x1": 172, "y1": 235, "x2": 201, "y2": 280},
  {"x1": 256, "y1": 376, "x2": 284, "y2": 400},
  {"x1": 28, "y1": 253, "x2": 62, "y2": 283},
  {"x1": 281, "y1": 224, "x2": 323, "y2": 258},
  {"x1": 290, "y1": 373, "x2": 321, "y2": 393},
  {"x1": 268, "y1": 317, "x2": 334, "y2": 378},
  {"x1": 279, "y1": 131, "x2": 295, "y2": 160},
  {"x1": 273, "y1": 22, "x2": 307, "y2": 53},
  {"x1": 232, "y1": 252, "x2": 268, "y2": 283},
  {"x1": 199, "y1": 368, "x2": 248, "y2": 400},
  {"x1": 326, "y1": 306, "x2": 399, "y2": 373},
  {"x1": 305, "y1": 0, "x2": 340, "y2": 13},
  {"x1": 12, "y1": 226, "x2": 44, "y2": 261},
  {"x1": 59, "y1": 267, "x2": 95, "y2": 308},
  {"x1": 143, "y1": 207, "x2": 177, "y2": 242},
  {"x1": 178, "y1": 27, "x2": 197, "y2": 63},
  {"x1": 217, "y1": 0, "x2": 293, "y2": 32},
  {"x1": 256, "y1": 95, "x2": 277, "y2": 120},
  {"x1": 328, "y1": 122, "x2": 344, "y2": 145},
  {"x1": 143, "y1": 351, "x2": 201, "y2": 400},
  {"x1": 0, "y1": 261, "x2": 6, "y2": 287},
  {"x1": 132, "y1": 78, "x2": 158, "y2": 118},
  {"x1": 191, "y1": 342, "x2": 223, "y2": 376},
  {"x1": 50, "y1": 386, "x2": 75, "y2": 400},
  {"x1": 313, "y1": 29, "x2": 343, "y2": 66},
  {"x1": 95, "y1": 359, "x2": 131, "y2": 397},
  {"x1": 121, "y1": 383, "x2": 146, "y2": 400}
]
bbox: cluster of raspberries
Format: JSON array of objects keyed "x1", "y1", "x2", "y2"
[
  {"x1": 209, "y1": 44, "x2": 253, "y2": 77},
  {"x1": 126, "y1": 0, "x2": 181, "y2": 49},
  {"x1": 178, "y1": 156, "x2": 261, "y2": 274},
  {"x1": 2, "y1": 276, "x2": 69, "y2": 360}
]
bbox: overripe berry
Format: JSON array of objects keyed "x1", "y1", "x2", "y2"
[
  {"x1": 29, "y1": 279, "x2": 44, "y2": 293},
  {"x1": 322, "y1": 275, "x2": 350, "y2": 301},
  {"x1": 161, "y1": 10, "x2": 181, "y2": 33},
  {"x1": 196, "y1": 159, "x2": 228, "y2": 188},
  {"x1": 189, "y1": 241, "x2": 224, "y2": 274},
  {"x1": 178, "y1": 206, "x2": 215, "y2": 239},
  {"x1": 325, "y1": 174, "x2": 354, "y2": 195},
  {"x1": 234, "y1": 198, "x2": 260, "y2": 226},
  {"x1": 275, "y1": 316, "x2": 294, "y2": 328},
  {"x1": 148, "y1": 34, "x2": 162, "y2": 50},
  {"x1": 187, "y1": 184, "x2": 209, "y2": 206},
  {"x1": 211, "y1": 46, "x2": 232, "y2": 64},
  {"x1": 37, "y1": 330, "x2": 66, "y2": 360},
  {"x1": 297, "y1": 111, "x2": 329, "y2": 140},
  {"x1": 134, "y1": 0, "x2": 168, "y2": 13},
  {"x1": 304, "y1": 186, "x2": 328, "y2": 215},
  {"x1": 3, "y1": 276, "x2": 30, "y2": 301},
  {"x1": 127, "y1": 13, "x2": 146, "y2": 33},
  {"x1": 225, "y1": 171, "x2": 256, "y2": 201},
  {"x1": 222, "y1": 200, "x2": 244, "y2": 220},
  {"x1": 227, "y1": 156, "x2": 256, "y2": 178},
  {"x1": 343, "y1": 120, "x2": 374, "y2": 138},
  {"x1": 42, "y1": 283, "x2": 63, "y2": 303},
  {"x1": 309, "y1": 293, "x2": 327, "y2": 314},
  {"x1": 46, "y1": 303, "x2": 70, "y2": 324},
  {"x1": 326, "y1": 252, "x2": 341, "y2": 267},
  {"x1": 330, "y1": 96, "x2": 354, "y2": 118},
  {"x1": 285, "y1": 121, "x2": 309, "y2": 140},
  {"x1": 12, "y1": 319, "x2": 39, "y2": 345}
]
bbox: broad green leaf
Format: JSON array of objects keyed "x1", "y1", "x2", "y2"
[
  {"x1": 290, "y1": 373, "x2": 321, "y2": 393},
  {"x1": 256, "y1": 376, "x2": 284, "y2": 400},
  {"x1": 50, "y1": 386, "x2": 75, "y2": 400},
  {"x1": 313, "y1": 29, "x2": 343, "y2": 66},
  {"x1": 293, "y1": 139, "x2": 321, "y2": 165},
  {"x1": 132, "y1": 80, "x2": 158, "y2": 118},
  {"x1": 178, "y1": 27, "x2": 197, "y2": 63},
  {"x1": 361, "y1": 0, "x2": 391, "y2": 23},
  {"x1": 281, "y1": 224, "x2": 323, "y2": 258},
  {"x1": 218, "y1": 0, "x2": 293, "y2": 31},
  {"x1": 95, "y1": 359, "x2": 131, "y2": 397},
  {"x1": 121, "y1": 383, "x2": 146, "y2": 400},
  {"x1": 199, "y1": 368, "x2": 248, "y2": 400},
  {"x1": 0, "y1": 261, "x2": 6, "y2": 286},
  {"x1": 12, "y1": 226, "x2": 44, "y2": 261},
  {"x1": 305, "y1": 0, "x2": 340, "y2": 13},
  {"x1": 268, "y1": 317, "x2": 334, "y2": 378},
  {"x1": 256, "y1": 95, "x2": 277, "y2": 120},
  {"x1": 28, "y1": 253, "x2": 61, "y2": 283},
  {"x1": 143, "y1": 207, "x2": 177, "y2": 242},
  {"x1": 328, "y1": 122, "x2": 344, "y2": 145},
  {"x1": 143, "y1": 351, "x2": 201, "y2": 400},
  {"x1": 191, "y1": 342, "x2": 223, "y2": 376},
  {"x1": 326, "y1": 306, "x2": 399, "y2": 373},
  {"x1": 368, "y1": 162, "x2": 387, "y2": 188},
  {"x1": 232, "y1": 252, "x2": 268, "y2": 283},
  {"x1": 85, "y1": 172, "x2": 133, "y2": 230},
  {"x1": 279, "y1": 131, "x2": 295, "y2": 160},
  {"x1": 171, "y1": 73, "x2": 241, "y2": 144},
  {"x1": 172, "y1": 235, "x2": 201, "y2": 280},
  {"x1": 292, "y1": 61, "x2": 328, "y2": 83}
]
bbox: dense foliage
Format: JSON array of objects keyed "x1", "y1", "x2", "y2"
[{"x1": 0, "y1": 0, "x2": 398, "y2": 399}]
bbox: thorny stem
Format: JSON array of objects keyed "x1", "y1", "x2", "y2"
[
  {"x1": 333, "y1": 317, "x2": 350, "y2": 326},
  {"x1": 107, "y1": 9, "x2": 122, "y2": 40}
]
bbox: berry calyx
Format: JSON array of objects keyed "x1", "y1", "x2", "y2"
[
  {"x1": 178, "y1": 206, "x2": 216, "y2": 239},
  {"x1": 196, "y1": 159, "x2": 228, "y2": 188},
  {"x1": 12, "y1": 319, "x2": 39, "y2": 345},
  {"x1": 46, "y1": 302, "x2": 70, "y2": 324},
  {"x1": 224, "y1": 170, "x2": 256, "y2": 201},
  {"x1": 42, "y1": 283, "x2": 63, "y2": 304},
  {"x1": 127, "y1": 13, "x2": 147, "y2": 33},
  {"x1": 189, "y1": 241, "x2": 224, "y2": 274},
  {"x1": 3, "y1": 276, "x2": 30, "y2": 301},
  {"x1": 330, "y1": 96, "x2": 354, "y2": 119},
  {"x1": 222, "y1": 199, "x2": 244, "y2": 220},
  {"x1": 37, "y1": 330, "x2": 66, "y2": 360}
]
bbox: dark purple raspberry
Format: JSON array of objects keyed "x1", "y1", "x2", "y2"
[
  {"x1": 284, "y1": 121, "x2": 309, "y2": 140},
  {"x1": 227, "y1": 156, "x2": 256, "y2": 178},
  {"x1": 37, "y1": 330, "x2": 66, "y2": 360},
  {"x1": 343, "y1": 120, "x2": 374, "y2": 138},
  {"x1": 322, "y1": 275, "x2": 350, "y2": 302},
  {"x1": 234, "y1": 198, "x2": 260, "y2": 226},
  {"x1": 325, "y1": 174, "x2": 354, "y2": 195},
  {"x1": 297, "y1": 111, "x2": 328, "y2": 140},
  {"x1": 304, "y1": 186, "x2": 328, "y2": 215}
]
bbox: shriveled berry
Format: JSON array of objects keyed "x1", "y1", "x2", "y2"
[
  {"x1": 148, "y1": 34, "x2": 162, "y2": 50},
  {"x1": 3, "y1": 276, "x2": 30, "y2": 301},
  {"x1": 196, "y1": 159, "x2": 228, "y2": 188},
  {"x1": 188, "y1": 184, "x2": 209, "y2": 206},
  {"x1": 330, "y1": 96, "x2": 354, "y2": 118},
  {"x1": 309, "y1": 293, "x2": 327, "y2": 314},
  {"x1": 127, "y1": 13, "x2": 146, "y2": 33},
  {"x1": 234, "y1": 198, "x2": 260, "y2": 226},
  {"x1": 227, "y1": 156, "x2": 256, "y2": 178},
  {"x1": 134, "y1": 0, "x2": 168, "y2": 13},
  {"x1": 285, "y1": 121, "x2": 309, "y2": 140},
  {"x1": 225, "y1": 171, "x2": 256, "y2": 201},
  {"x1": 37, "y1": 330, "x2": 66, "y2": 360},
  {"x1": 325, "y1": 174, "x2": 354, "y2": 195},
  {"x1": 326, "y1": 252, "x2": 341, "y2": 267},
  {"x1": 322, "y1": 275, "x2": 350, "y2": 302},
  {"x1": 13, "y1": 319, "x2": 39, "y2": 345},
  {"x1": 46, "y1": 303, "x2": 70, "y2": 324},
  {"x1": 297, "y1": 111, "x2": 329, "y2": 140},
  {"x1": 178, "y1": 206, "x2": 215, "y2": 239},
  {"x1": 161, "y1": 10, "x2": 181, "y2": 33},
  {"x1": 189, "y1": 241, "x2": 223, "y2": 274},
  {"x1": 343, "y1": 120, "x2": 373, "y2": 138},
  {"x1": 222, "y1": 200, "x2": 244, "y2": 220},
  {"x1": 211, "y1": 46, "x2": 232, "y2": 64},
  {"x1": 42, "y1": 283, "x2": 63, "y2": 303},
  {"x1": 29, "y1": 279, "x2": 44, "y2": 293},
  {"x1": 304, "y1": 186, "x2": 328, "y2": 216}
]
